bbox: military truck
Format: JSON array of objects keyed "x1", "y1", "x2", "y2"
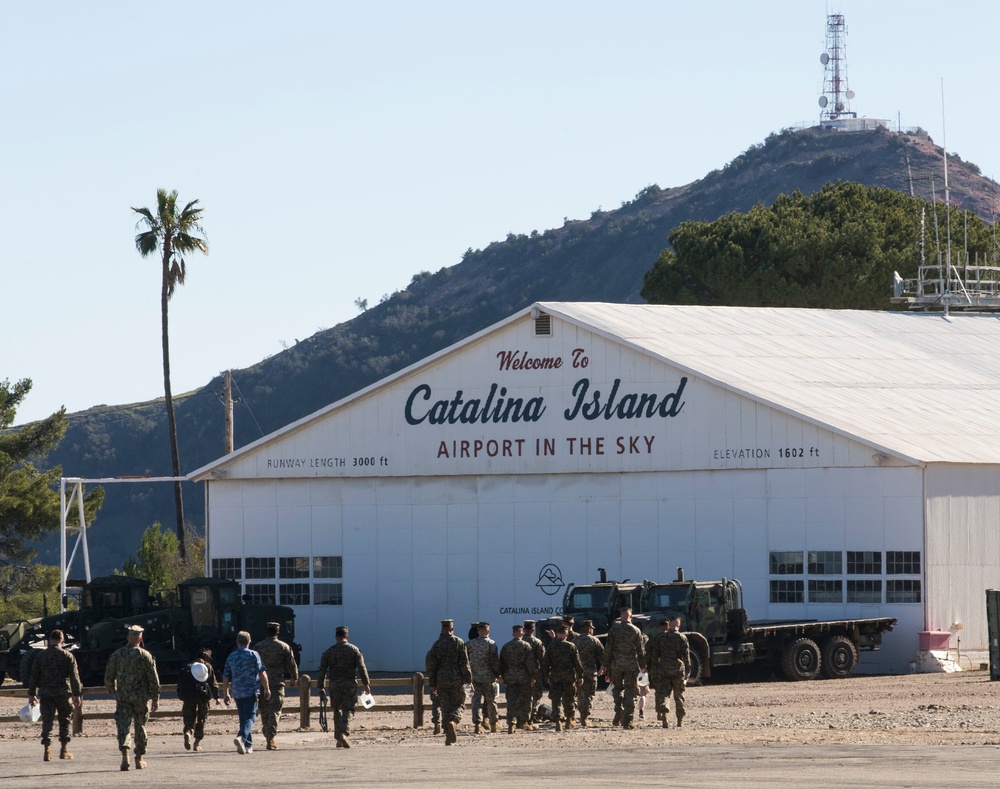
[
  {"x1": 636, "y1": 568, "x2": 897, "y2": 682},
  {"x1": 0, "y1": 575, "x2": 298, "y2": 686},
  {"x1": 537, "y1": 568, "x2": 647, "y2": 648}
]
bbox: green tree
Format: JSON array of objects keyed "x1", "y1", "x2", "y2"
[
  {"x1": 0, "y1": 562, "x2": 62, "y2": 623},
  {"x1": 121, "y1": 522, "x2": 205, "y2": 594},
  {"x1": 132, "y1": 189, "x2": 208, "y2": 559},
  {"x1": 0, "y1": 379, "x2": 104, "y2": 562}
]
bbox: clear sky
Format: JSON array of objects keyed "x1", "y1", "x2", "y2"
[{"x1": 3, "y1": 1, "x2": 998, "y2": 425}]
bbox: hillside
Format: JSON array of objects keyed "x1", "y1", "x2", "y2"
[{"x1": 36, "y1": 125, "x2": 999, "y2": 573}]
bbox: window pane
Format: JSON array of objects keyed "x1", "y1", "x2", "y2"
[
  {"x1": 246, "y1": 557, "x2": 276, "y2": 579},
  {"x1": 279, "y1": 557, "x2": 310, "y2": 579},
  {"x1": 886, "y1": 551, "x2": 921, "y2": 575},
  {"x1": 280, "y1": 583, "x2": 311, "y2": 606},
  {"x1": 313, "y1": 556, "x2": 343, "y2": 579},
  {"x1": 808, "y1": 551, "x2": 842, "y2": 575},
  {"x1": 846, "y1": 551, "x2": 881, "y2": 575},
  {"x1": 808, "y1": 579, "x2": 843, "y2": 603},
  {"x1": 243, "y1": 584, "x2": 276, "y2": 605},
  {"x1": 886, "y1": 579, "x2": 921, "y2": 603},
  {"x1": 769, "y1": 580, "x2": 804, "y2": 603},
  {"x1": 769, "y1": 552, "x2": 804, "y2": 575},
  {"x1": 846, "y1": 579, "x2": 882, "y2": 603},
  {"x1": 314, "y1": 583, "x2": 343, "y2": 606},
  {"x1": 211, "y1": 558, "x2": 242, "y2": 580}
]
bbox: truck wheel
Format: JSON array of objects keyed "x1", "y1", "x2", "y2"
[
  {"x1": 687, "y1": 649, "x2": 703, "y2": 685},
  {"x1": 780, "y1": 637, "x2": 822, "y2": 681},
  {"x1": 821, "y1": 635, "x2": 858, "y2": 679},
  {"x1": 19, "y1": 649, "x2": 37, "y2": 687}
]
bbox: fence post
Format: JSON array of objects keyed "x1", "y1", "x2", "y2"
[
  {"x1": 299, "y1": 675, "x2": 312, "y2": 730},
  {"x1": 412, "y1": 672, "x2": 424, "y2": 729}
]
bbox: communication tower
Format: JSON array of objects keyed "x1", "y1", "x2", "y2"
[{"x1": 818, "y1": 13, "x2": 856, "y2": 121}]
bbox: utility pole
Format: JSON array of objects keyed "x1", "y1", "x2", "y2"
[{"x1": 224, "y1": 370, "x2": 234, "y2": 454}]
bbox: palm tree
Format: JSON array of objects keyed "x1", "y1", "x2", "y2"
[{"x1": 132, "y1": 189, "x2": 208, "y2": 559}]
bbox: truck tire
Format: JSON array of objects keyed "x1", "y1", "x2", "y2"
[
  {"x1": 780, "y1": 637, "x2": 822, "y2": 681},
  {"x1": 820, "y1": 635, "x2": 858, "y2": 679},
  {"x1": 687, "y1": 648, "x2": 703, "y2": 685},
  {"x1": 19, "y1": 648, "x2": 37, "y2": 687}
]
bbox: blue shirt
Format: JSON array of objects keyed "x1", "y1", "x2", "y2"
[{"x1": 223, "y1": 646, "x2": 265, "y2": 699}]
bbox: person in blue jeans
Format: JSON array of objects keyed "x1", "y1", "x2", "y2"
[{"x1": 222, "y1": 631, "x2": 271, "y2": 754}]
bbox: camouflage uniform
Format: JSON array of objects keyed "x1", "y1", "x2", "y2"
[
  {"x1": 317, "y1": 641, "x2": 370, "y2": 740},
  {"x1": 604, "y1": 619, "x2": 645, "y2": 725},
  {"x1": 424, "y1": 649, "x2": 441, "y2": 732},
  {"x1": 466, "y1": 635, "x2": 501, "y2": 729},
  {"x1": 572, "y1": 631, "x2": 605, "y2": 723},
  {"x1": 105, "y1": 643, "x2": 160, "y2": 756},
  {"x1": 426, "y1": 632, "x2": 472, "y2": 726},
  {"x1": 647, "y1": 629, "x2": 690, "y2": 725},
  {"x1": 253, "y1": 636, "x2": 299, "y2": 743},
  {"x1": 28, "y1": 644, "x2": 82, "y2": 748},
  {"x1": 543, "y1": 638, "x2": 583, "y2": 726},
  {"x1": 499, "y1": 638, "x2": 537, "y2": 729},
  {"x1": 523, "y1": 627, "x2": 546, "y2": 722}
]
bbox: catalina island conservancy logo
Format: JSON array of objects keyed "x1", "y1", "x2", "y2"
[{"x1": 535, "y1": 563, "x2": 565, "y2": 596}]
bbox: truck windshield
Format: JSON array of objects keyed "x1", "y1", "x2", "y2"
[
  {"x1": 647, "y1": 585, "x2": 691, "y2": 611},
  {"x1": 566, "y1": 587, "x2": 612, "y2": 611}
]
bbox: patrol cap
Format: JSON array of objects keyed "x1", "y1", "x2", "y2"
[
  {"x1": 266, "y1": 621, "x2": 280, "y2": 628},
  {"x1": 523, "y1": 619, "x2": 536, "y2": 627},
  {"x1": 126, "y1": 624, "x2": 144, "y2": 634},
  {"x1": 580, "y1": 620, "x2": 594, "y2": 629},
  {"x1": 335, "y1": 626, "x2": 349, "y2": 637}
]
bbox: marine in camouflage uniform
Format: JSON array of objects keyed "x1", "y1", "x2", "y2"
[
  {"x1": 27, "y1": 629, "x2": 82, "y2": 761},
  {"x1": 466, "y1": 622, "x2": 501, "y2": 733},
  {"x1": 317, "y1": 626, "x2": 370, "y2": 749},
  {"x1": 104, "y1": 625, "x2": 160, "y2": 770},
  {"x1": 522, "y1": 620, "x2": 546, "y2": 722},
  {"x1": 424, "y1": 648, "x2": 442, "y2": 734},
  {"x1": 426, "y1": 619, "x2": 472, "y2": 746},
  {"x1": 498, "y1": 625, "x2": 538, "y2": 732},
  {"x1": 543, "y1": 625, "x2": 584, "y2": 730},
  {"x1": 646, "y1": 616, "x2": 691, "y2": 728},
  {"x1": 253, "y1": 622, "x2": 299, "y2": 749},
  {"x1": 603, "y1": 607, "x2": 645, "y2": 729},
  {"x1": 572, "y1": 619, "x2": 605, "y2": 726}
]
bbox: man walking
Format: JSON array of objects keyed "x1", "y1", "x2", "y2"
[
  {"x1": 222, "y1": 631, "x2": 271, "y2": 755},
  {"x1": 543, "y1": 624, "x2": 584, "y2": 731},
  {"x1": 177, "y1": 649, "x2": 220, "y2": 752},
  {"x1": 253, "y1": 621, "x2": 299, "y2": 750},
  {"x1": 317, "y1": 626, "x2": 371, "y2": 749},
  {"x1": 104, "y1": 624, "x2": 160, "y2": 771},
  {"x1": 603, "y1": 606, "x2": 646, "y2": 729},
  {"x1": 647, "y1": 616, "x2": 691, "y2": 728},
  {"x1": 573, "y1": 619, "x2": 605, "y2": 727},
  {"x1": 426, "y1": 619, "x2": 472, "y2": 746},
  {"x1": 522, "y1": 620, "x2": 546, "y2": 723},
  {"x1": 498, "y1": 624, "x2": 538, "y2": 733},
  {"x1": 28, "y1": 629, "x2": 82, "y2": 761},
  {"x1": 466, "y1": 621, "x2": 501, "y2": 734}
]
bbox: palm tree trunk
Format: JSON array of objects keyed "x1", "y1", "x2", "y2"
[{"x1": 161, "y1": 249, "x2": 186, "y2": 559}]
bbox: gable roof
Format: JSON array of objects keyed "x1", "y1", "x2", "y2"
[{"x1": 190, "y1": 302, "x2": 1000, "y2": 479}]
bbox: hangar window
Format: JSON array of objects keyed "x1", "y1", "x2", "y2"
[
  {"x1": 211, "y1": 558, "x2": 242, "y2": 580},
  {"x1": 280, "y1": 583, "x2": 311, "y2": 606},
  {"x1": 280, "y1": 557, "x2": 310, "y2": 579},
  {"x1": 769, "y1": 580, "x2": 803, "y2": 603},
  {"x1": 847, "y1": 580, "x2": 882, "y2": 603},
  {"x1": 846, "y1": 551, "x2": 881, "y2": 575},
  {"x1": 769, "y1": 551, "x2": 803, "y2": 574},
  {"x1": 246, "y1": 557, "x2": 276, "y2": 579},
  {"x1": 808, "y1": 579, "x2": 843, "y2": 603},
  {"x1": 313, "y1": 556, "x2": 343, "y2": 578},
  {"x1": 886, "y1": 551, "x2": 921, "y2": 575},
  {"x1": 886, "y1": 579, "x2": 921, "y2": 604},
  {"x1": 244, "y1": 583, "x2": 276, "y2": 605},
  {"x1": 807, "y1": 551, "x2": 842, "y2": 575},
  {"x1": 314, "y1": 583, "x2": 343, "y2": 606}
]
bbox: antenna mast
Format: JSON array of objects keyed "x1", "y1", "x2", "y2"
[{"x1": 818, "y1": 14, "x2": 856, "y2": 121}]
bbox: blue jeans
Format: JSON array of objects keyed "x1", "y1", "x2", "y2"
[{"x1": 234, "y1": 695, "x2": 258, "y2": 748}]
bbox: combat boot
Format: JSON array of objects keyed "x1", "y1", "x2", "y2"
[
  {"x1": 507, "y1": 722, "x2": 515, "y2": 734},
  {"x1": 193, "y1": 738, "x2": 203, "y2": 752},
  {"x1": 474, "y1": 722, "x2": 481, "y2": 735},
  {"x1": 59, "y1": 744, "x2": 73, "y2": 760},
  {"x1": 444, "y1": 721, "x2": 457, "y2": 745},
  {"x1": 120, "y1": 747, "x2": 130, "y2": 771},
  {"x1": 135, "y1": 754, "x2": 146, "y2": 770},
  {"x1": 624, "y1": 719, "x2": 636, "y2": 730},
  {"x1": 43, "y1": 745, "x2": 51, "y2": 762},
  {"x1": 580, "y1": 715, "x2": 588, "y2": 728},
  {"x1": 184, "y1": 730, "x2": 192, "y2": 750},
  {"x1": 676, "y1": 716, "x2": 683, "y2": 728},
  {"x1": 612, "y1": 711, "x2": 622, "y2": 726},
  {"x1": 340, "y1": 733, "x2": 351, "y2": 749},
  {"x1": 553, "y1": 718, "x2": 562, "y2": 732},
  {"x1": 490, "y1": 717, "x2": 497, "y2": 733},
  {"x1": 433, "y1": 722, "x2": 441, "y2": 735},
  {"x1": 566, "y1": 718, "x2": 576, "y2": 730},
  {"x1": 266, "y1": 738, "x2": 278, "y2": 750}
]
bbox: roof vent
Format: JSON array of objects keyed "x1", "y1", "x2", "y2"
[{"x1": 533, "y1": 312, "x2": 552, "y2": 337}]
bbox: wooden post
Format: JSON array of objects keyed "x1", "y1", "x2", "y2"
[
  {"x1": 299, "y1": 674, "x2": 311, "y2": 730},
  {"x1": 412, "y1": 672, "x2": 424, "y2": 729}
]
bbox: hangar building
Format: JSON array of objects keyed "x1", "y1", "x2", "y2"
[{"x1": 190, "y1": 302, "x2": 1000, "y2": 672}]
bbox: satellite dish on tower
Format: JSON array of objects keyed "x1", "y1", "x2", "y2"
[
  {"x1": 818, "y1": 96, "x2": 828, "y2": 108},
  {"x1": 835, "y1": 101, "x2": 845, "y2": 112},
  {"x1": 846, "y1": 89, "x2": 855, "y2": 99},
  {"x1": 820, "y1": 52, "x2": 829, "y2": 65}
]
